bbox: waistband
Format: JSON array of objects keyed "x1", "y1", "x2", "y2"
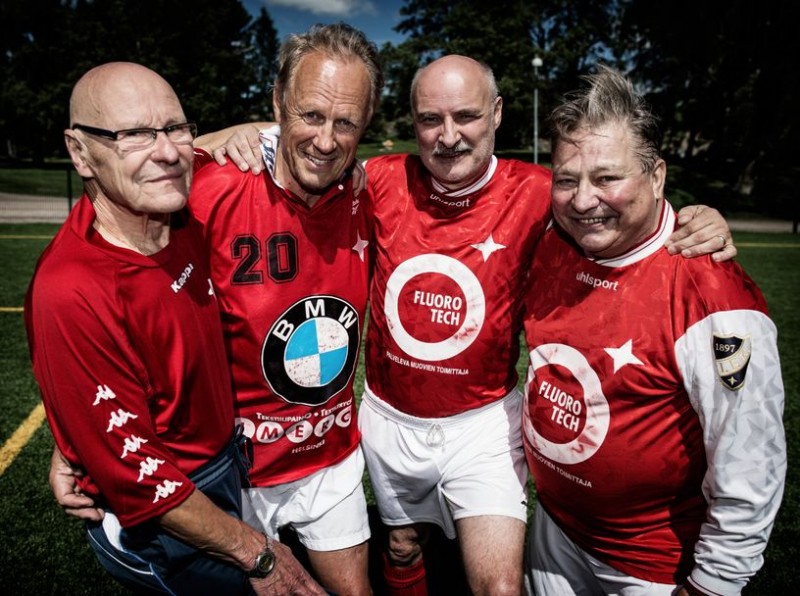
[
  {"x1": 176, "y1": 424, "x2": 252, "y2": 491},
  {"x1": 363, "y1": 382, "x2": 521, "y2": 431}
]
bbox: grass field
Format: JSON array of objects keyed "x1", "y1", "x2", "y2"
[{"x1": 1, "y1": 223, "x2": 798, "y2": 595}]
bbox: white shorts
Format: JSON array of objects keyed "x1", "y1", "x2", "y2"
[
  {"x1": 358, "y1": 384, "x2": 528, "y2": 539},
  {"x1": 241, "y1": 447, "x2": 370, "y2": 552},
  {"x1": 525, "y1": 506, "x2": 679, "y2": 596}
]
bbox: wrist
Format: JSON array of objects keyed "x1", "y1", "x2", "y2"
[{"x1": 247, "y1": 533, "x2": 276, "y2": 579}]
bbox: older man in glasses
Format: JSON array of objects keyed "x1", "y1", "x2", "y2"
[{"x1": 25, "y1": 61, "x2": 325, "y2": 595}]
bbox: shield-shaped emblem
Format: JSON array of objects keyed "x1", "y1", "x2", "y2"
[{"x1": 713, "y1": 334, "x2": 752, "y2": 391}]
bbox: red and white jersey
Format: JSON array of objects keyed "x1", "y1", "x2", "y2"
[
  {"x1": 190, "y1": 146, "x2": 372, "y2": 487},
  {"x1": 25, "y1": 197, "x2": 235, "y2": 527},
  {"x1": 364, "y1": 154, "x2": 551, "y2": 418},
  {"x1": 522, "y1": 201, "x2": 786, "y2": 592}
]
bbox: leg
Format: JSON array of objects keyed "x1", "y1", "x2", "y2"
[
  {"x1": 307, "y1": 541, "x2": 371, "y2": 596},
  {"x1": 527, "y1": 505, "x2": 602, "y2": 596},
  {"x1": 456, "y1": 515, "x2": 526, "y2": 596},
  {"x1": 383, "y1": 524, "x2": 430, "y2": 596},
  {"x1": 358, "y1": 394, "x2": 444, "y2": 595},
  {"x1": 386, "y1": 523, "x2": 429, "y2": 567}
]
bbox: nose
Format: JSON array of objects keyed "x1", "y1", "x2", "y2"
[
  {"x1": 571, "y1": 179, "x2": 601, "y2": 212},
  {"x1": 314, "y1": 122, "x2": 336, "y2": 155},
  {"x1": 439, "y1": 117, "x2": 460, "y2": 148},
  {"x1": 150, "y1": 130, "x2": 181, "y2": 162}
]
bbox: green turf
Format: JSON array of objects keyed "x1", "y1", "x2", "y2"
[
  {"x1": 1, "y1": 226, "x2": 797, "y2": 593},
  {"x1": 0, "y1": 166, "x2": 83, "y2": 197}
]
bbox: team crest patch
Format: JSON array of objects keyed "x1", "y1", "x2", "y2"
[
  {"x1": 713, "y1": 334, "x2": 752, "y2": 391},
  {"x1": 262, "y1": 296, "x2": 360, "y2": 406}
]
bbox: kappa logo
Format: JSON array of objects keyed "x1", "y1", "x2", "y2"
[
  {"x1": 137, "y1": 456, "x2": 165, "y2": 482},
  {"x1": 93, "y1": 384, "x2": 116, "y2": 405},
  {"x1": 121, "y1": 435, "x2": 148, "y2": 458},
  {"x1": 106, "y1": 408, "x2": 137, "y2": 432},
  {"x1": 153, "y1": 480, "x2": 183, "y2": 503},
  {"x1": 262, "y1": 296, "x2": 360, "y2": 406},
  {"x1": 713, "y1": 334, "x2": 752, "y2": 390},
  {"x1": 171, "y1": 263, "x2": 194, "y2": 293}
]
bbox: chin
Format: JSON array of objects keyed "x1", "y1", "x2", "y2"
[{"x1": 155, "y1": 195, "x2": 188, "y2": 214}]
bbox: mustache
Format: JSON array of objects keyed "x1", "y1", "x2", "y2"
[{"x1": 432, "y1": 142, "x2": 472, "y2": 157}]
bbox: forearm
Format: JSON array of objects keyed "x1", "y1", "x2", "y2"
[
  {"x1": 195, "y1": 122, "x2": 272, "y2": 153},
  {"x1": 158, "y1": 489, "x2": 325, "y2": 594},
  {"x1": 158, "y1": 488, "x2": 262, "y2": 569}
]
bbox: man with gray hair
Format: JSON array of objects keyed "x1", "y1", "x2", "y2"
[
  {"x1": 522, "y1": 64, "x2": 785, "y2": 596},
  {"x1": 190, "y1": 23, "x2": 381, "y2": 595}
]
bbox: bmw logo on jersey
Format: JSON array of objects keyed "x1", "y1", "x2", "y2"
[{"x1": 262, "y1": 295, "x2": 360, "y2": 406}]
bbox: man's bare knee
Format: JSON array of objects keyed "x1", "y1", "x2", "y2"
[
  {"x1": 386, "y1": 525, "x2": 428, "y2": 567},
  {"x1": 471, "y1": 574, "x2": 522, "y2": 596}
]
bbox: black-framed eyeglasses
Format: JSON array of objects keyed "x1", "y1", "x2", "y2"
[{"x1": 71, "y1": 122, "x2": 198, "y2": 151}]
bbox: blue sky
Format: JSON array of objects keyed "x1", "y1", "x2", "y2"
[{"x1": 242, "y1": 0, "x2": 407, "y2": 46}]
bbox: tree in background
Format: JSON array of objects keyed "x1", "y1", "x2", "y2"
[
  {"x1": 0, "y1": 0, "x2": 278, "y2": 162},
  {"x1": 384, "y1": 0, "x2": 620, "y2": 149},
  {"x1": 381, "y1": 0, "x2": 796, "y2": 220},
  {"x1": 2, "y1": 0, "x2": 795, "y2": 222},
  {"x1": 1, "y1": 0, "x2": 76, "y2": 162},
  {"x1": 615, "y1": 0, "x2": 798, "y2": 220},
  {"x1": 242, "y1": 7, "x2": 281, "y2": 119}
]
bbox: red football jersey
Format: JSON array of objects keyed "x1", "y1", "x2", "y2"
[
  {"x1": 523, "y1": 202, "x2": 785, "y2": 590},
  {"x1": 190, "y1": 148, "x2": 372, "y2": 486},
  {"x1": 25, "y1": 197, "x2": 235, "y2": 527},
  {"x1": 365, "y1": 154, "x2": 551, "y2": 417}
]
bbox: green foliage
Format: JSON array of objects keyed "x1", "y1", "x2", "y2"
[
  {"x1": 616, "y1": 1, "x2": 799, "y2": 214},
  {"x1": 0, "y1": 0, "x2": 278, "y2": 161}
]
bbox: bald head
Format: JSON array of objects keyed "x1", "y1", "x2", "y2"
[
  {"x1": 411, "y1": 55, "x2": 498, "y2": 115},
  {"x1": 409, "y1": 54, "x2": 502, "y2": 190},
  {"x1": 69, "y1": 62, "x2": 185, "y2": 130},
  {"x1": 64, "y1": 62, "x2": 193, "y2": 220}
]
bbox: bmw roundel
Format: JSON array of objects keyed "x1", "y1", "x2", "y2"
[{"x1": 262, "y1": 295, "x2": 361, "y2": 406}]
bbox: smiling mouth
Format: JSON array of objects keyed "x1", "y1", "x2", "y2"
[
  {"x1": 576, "y1": 217, "x2": 609, "y2": 225},
  {"x1": 303, "y1": 152, "x2": 336, "y2": 167},
  {"x1": 150, "y1": 172, "x2": 185, "y2": 183}
]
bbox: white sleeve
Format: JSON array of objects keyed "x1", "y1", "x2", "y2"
[{"x1": 675, "y1": 309, "x2": 786, "y2": 595}]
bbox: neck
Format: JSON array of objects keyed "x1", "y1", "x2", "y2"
[
  {"x1": 431, "y1": 156, "x2": 496, "y2": 196},
  {"x1": 89, "y1": 188, "x2": 171, "y2": 256},
  {"x1": 273, "y1": 152, "x2": 324, "y2": 208}
]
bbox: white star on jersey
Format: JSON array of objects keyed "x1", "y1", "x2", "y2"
[
  {"x1": 352, "y1": 232, "x2": 369, "y2": 262},
  {"x1": 471, "y1": 233, "x2": 506, "y2": 262},
  {"x1": 605, "y1": 339, "x2": 644, "y2": 373}
]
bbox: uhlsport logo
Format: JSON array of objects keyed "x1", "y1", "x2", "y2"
[{"x1": 262, "y1": 295, "x2": 360, "y2": 406}]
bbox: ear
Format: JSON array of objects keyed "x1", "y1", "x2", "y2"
[
  {"x1": 492, "y1": 95, "x2": 503, "y2": 130},
  {"x1": 64, "y1": 130, "x2": 94, "y2": 178},
  {"x1": 271, "y1": 83, "x2": 283, "y2": 123},
  {"x1": 651, "y1": 158, "x2": 666, "y2": 200}
]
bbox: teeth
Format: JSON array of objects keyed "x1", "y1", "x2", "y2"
[
  {"x1": 306, "y1": 154, "x2": 333, "y2": 166},
  {"x1": 580, "y1": 217, "x2": 606, "y2": 224}
]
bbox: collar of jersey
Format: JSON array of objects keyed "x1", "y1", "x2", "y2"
[{"x1": 429, "y1": 155, "x2": 498, "y2": 200}]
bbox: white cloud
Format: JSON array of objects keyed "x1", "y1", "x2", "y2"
[{"x1": 266, "y1": 0, "x2": 377, "y2": 17}]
